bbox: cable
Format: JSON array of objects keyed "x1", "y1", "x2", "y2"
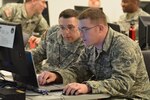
[{"x1": 0, "y1": 72, "x2": 5, "y2": 80}]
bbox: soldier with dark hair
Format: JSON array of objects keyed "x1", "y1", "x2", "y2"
[
  {"x1": 25, "y1": 0, "x2": 31, "y2": 2},
  {"x1": 31, "y1": 9, "x2": 84, "y2": 73},
  {"x1": 117, "y1": 0, "x2": 149, "y2": 38}
]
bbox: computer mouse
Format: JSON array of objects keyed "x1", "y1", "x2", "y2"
[
  {"x1": 62, "y1": 91, "x2": 76, "y2": 95},
  {"x1": 62, "y1": 91, "x2": 66, "y2": 95}
]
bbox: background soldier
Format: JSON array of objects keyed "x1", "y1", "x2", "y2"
[
  {"x1": 0, "y1": 0, "x2": 49, "y2": 46},
  {"x1": 117, "y1": 0, "x2": 149, "y2": 38},
  {"x1": 88, "y1": 0, "x2": 100, "y2": 8}
]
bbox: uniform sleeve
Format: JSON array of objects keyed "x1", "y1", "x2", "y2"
[
  {"x1": 31, "y1": 30, "x2": 47, "y2": 68},
  {"x1": 85, "y1": 47, "x2": 142, "y2": 96},
  {"x1": 56, "y1": 48, "x2": 93, "y2": 85},
  {"x1": 34, "y1": 15, "x2": 49, "y2": 35},
  {"x1": 31, "y1": 25, "x2": 60, "y2": 71}
]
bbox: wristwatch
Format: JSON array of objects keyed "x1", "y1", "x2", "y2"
[{"x1": 85, "y1": 83, "x2": 92, "y2": 93}]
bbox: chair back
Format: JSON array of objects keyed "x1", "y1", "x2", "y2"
[{"x1": 142, "y1": 50, "x2": 150, "y2": 79}]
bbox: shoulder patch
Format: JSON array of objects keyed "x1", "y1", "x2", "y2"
[{"x1": 4, "y1": 7, "x2": 13, "y2": 17}]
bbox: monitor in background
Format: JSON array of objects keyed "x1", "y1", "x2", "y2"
[
  {"x1": 140, "y1": 1, "x2": 150, "y2": 14},
  {"x1": 2, "y1": 0, "x2": 23, "y2": 5},
  {"x1": 13, "y1": 51, "x2": 39, "y2": 88},
  {"x1": 42, "y1": 1, "x2": 50, "y2": 26},
  {"x1": 0, "y1": 21, "x2": 29, "y2": 76},
  {"x1": 74, "y1": 5, "x2": 102, "y2": 14},
  {"x1": 108, "y1": 23, "x2": 120, "y2": 32},
  {"x1": 138, "y1": 16, "x2": 150, "y2": 50}
]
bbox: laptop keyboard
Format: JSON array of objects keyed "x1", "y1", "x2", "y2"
[{"x1": 40, "y1": 84, "x2": 64, "y2": 92}]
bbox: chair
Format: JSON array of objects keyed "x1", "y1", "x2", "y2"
[{"x1": 142, "y1": 50, "x2": 150, "y2": 79}]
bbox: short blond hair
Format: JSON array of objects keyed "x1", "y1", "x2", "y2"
[{"x1": 78, "y1": 8, "x2": 107, "y2": 25}]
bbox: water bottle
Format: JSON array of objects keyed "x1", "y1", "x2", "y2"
[{"x1": 129, "y1": 21, "x2": 136, "y2": 41}]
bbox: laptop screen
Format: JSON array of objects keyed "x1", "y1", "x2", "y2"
[
  {"x1": 13, "y1": 51, "x2": 64, "y2": 92},
  {"x1": 13, "y1": 51, "x2": 39, "y2": 88}
]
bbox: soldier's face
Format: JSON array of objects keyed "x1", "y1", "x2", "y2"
[
  {"x1": 34, "y1": 0, "x2": 47, "y2": 14},
  {"x1": 59, "y1": 17, "x2": 80, "y2": 43},
  {"x1": 78, "y1": 18, "x2": 102, "y2": 47},
  {"x1": 121, "y1": 0, "x2": 137, "y2": 13}
]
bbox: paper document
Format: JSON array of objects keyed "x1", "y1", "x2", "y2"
[{"x1": 0, "y1": 25, "x2": 16, "y2": 48}]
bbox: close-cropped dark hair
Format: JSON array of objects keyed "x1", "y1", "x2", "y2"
[
  {"x1": 25, "y1": 0, "x2": 30, "y2": 2},
  {"x1": 59, "y1": 9, "x2": 79, "y2": 19},
  {"x1": 78, "y1": 8, "x2": 107, "y2": 25}
]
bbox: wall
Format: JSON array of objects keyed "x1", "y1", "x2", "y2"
[
  {"x1": 0, "y1": 0, "x2": 149, "y2": 26},
  {"x1": 48, "y1": 0, "x2": 150, "y2": 26},
  {"x1": 48, "y1": 0, "x2": 123, "y2": 26},
  {"x1": 0, "y1": 1, "x2": 2, "y2": 7}
]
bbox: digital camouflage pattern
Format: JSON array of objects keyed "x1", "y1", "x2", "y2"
[
  {"x1": 117, "y1": 8, "x2": 149, "y2": 38},
  {"x1": 0, "y1": 3, "x2": 49, "y2": 39},
  {"x1": 32, "y1": 25, "x2": 84, "y2": 72},
  {"x1": 56, "y1": 27, "x2": 150, "y2": 99}
]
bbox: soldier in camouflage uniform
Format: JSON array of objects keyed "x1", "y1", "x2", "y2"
[
  {"x1": 31, "y1": 9, "x2": 84, "y2": 73},
  {"x1": 0, "y1": 0, "x2": 49, "y2": 45},
  {"x1": 116, "y1": 0, "x2": 149, "y2": 38},
  {"x1": 38, "y1": 8, "x2": 150, "y2": 99}
]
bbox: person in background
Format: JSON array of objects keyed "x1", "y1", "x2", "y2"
[
  {"x1": 31, "y1": 9, "x2": 84, "y2": 73},
  {"x1": 117, "y1": 0, "x2": 149, "y2": 38},
  {"x1": 88, "y1": 0, "x2": 110, "y2": 23},
  {"x1": 88, "y1": 0, "x2": 100, "y2": 8},
  {"x1": 0, "y1": 0, "x2": 49, "y2": 47},
  {"x1": 38, "y1": 8, "x2": 150, "y2": 99}
]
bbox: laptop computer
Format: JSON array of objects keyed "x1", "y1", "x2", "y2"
[
  {"x1": 5, "y1": 52, "x2": 111, "y2": 99},
  {"x1": 13, "y1": 51, "x2": 64, "y2": 93}
]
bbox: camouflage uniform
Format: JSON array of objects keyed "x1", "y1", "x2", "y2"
[
  {"x1": 0, "y1": 3, "x2": 49, "y2": 41},
  {"x1": 117, "y1": 8, "x2": 149, "y2": 39},
  {"x1": 31, "y1": 25, "x2": 84, "y2": 72},
  {"x1": 56, "y1": 27, "x2": 150, "y2": 99}
]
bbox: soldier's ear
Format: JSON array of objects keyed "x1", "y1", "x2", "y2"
[{"x1": 98, "y1": 24, "x2": 104, "y2": 31}]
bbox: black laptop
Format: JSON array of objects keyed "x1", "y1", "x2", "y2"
[{"x1": 13, "y1": 51, "x2": 64, "y2": 92}]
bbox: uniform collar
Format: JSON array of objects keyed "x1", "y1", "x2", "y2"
[
  {"x1": 22, "y1": 4, "x2": 28, "y2": 19},
  {"x1": 125, "y1": 8, "x2": 142, "y2": 21},
  {"x1": 101, "y1": 27, "x2": 114, "y2": 52}
]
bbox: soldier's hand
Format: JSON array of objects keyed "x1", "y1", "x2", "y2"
[
  {"x1": 38, "y1": 71, "x2": 57, "y2": 85},
  {"x1": 63, "y1": 83, "x2": 89, "y2": 95},
  {"x1": 29, "y1": 35, "x2": 41, "y2": 44}
]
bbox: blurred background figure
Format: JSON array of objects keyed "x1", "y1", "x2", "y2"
[
  {"x1": 116, "y1": 0, "x2": 149, "y2": 39},
  {"x1": 0, "y1": 0, "x2": 49, "y2": 48},
  {"x1": 88, "y1": 0, "x2": 100, "y2": 8}
]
